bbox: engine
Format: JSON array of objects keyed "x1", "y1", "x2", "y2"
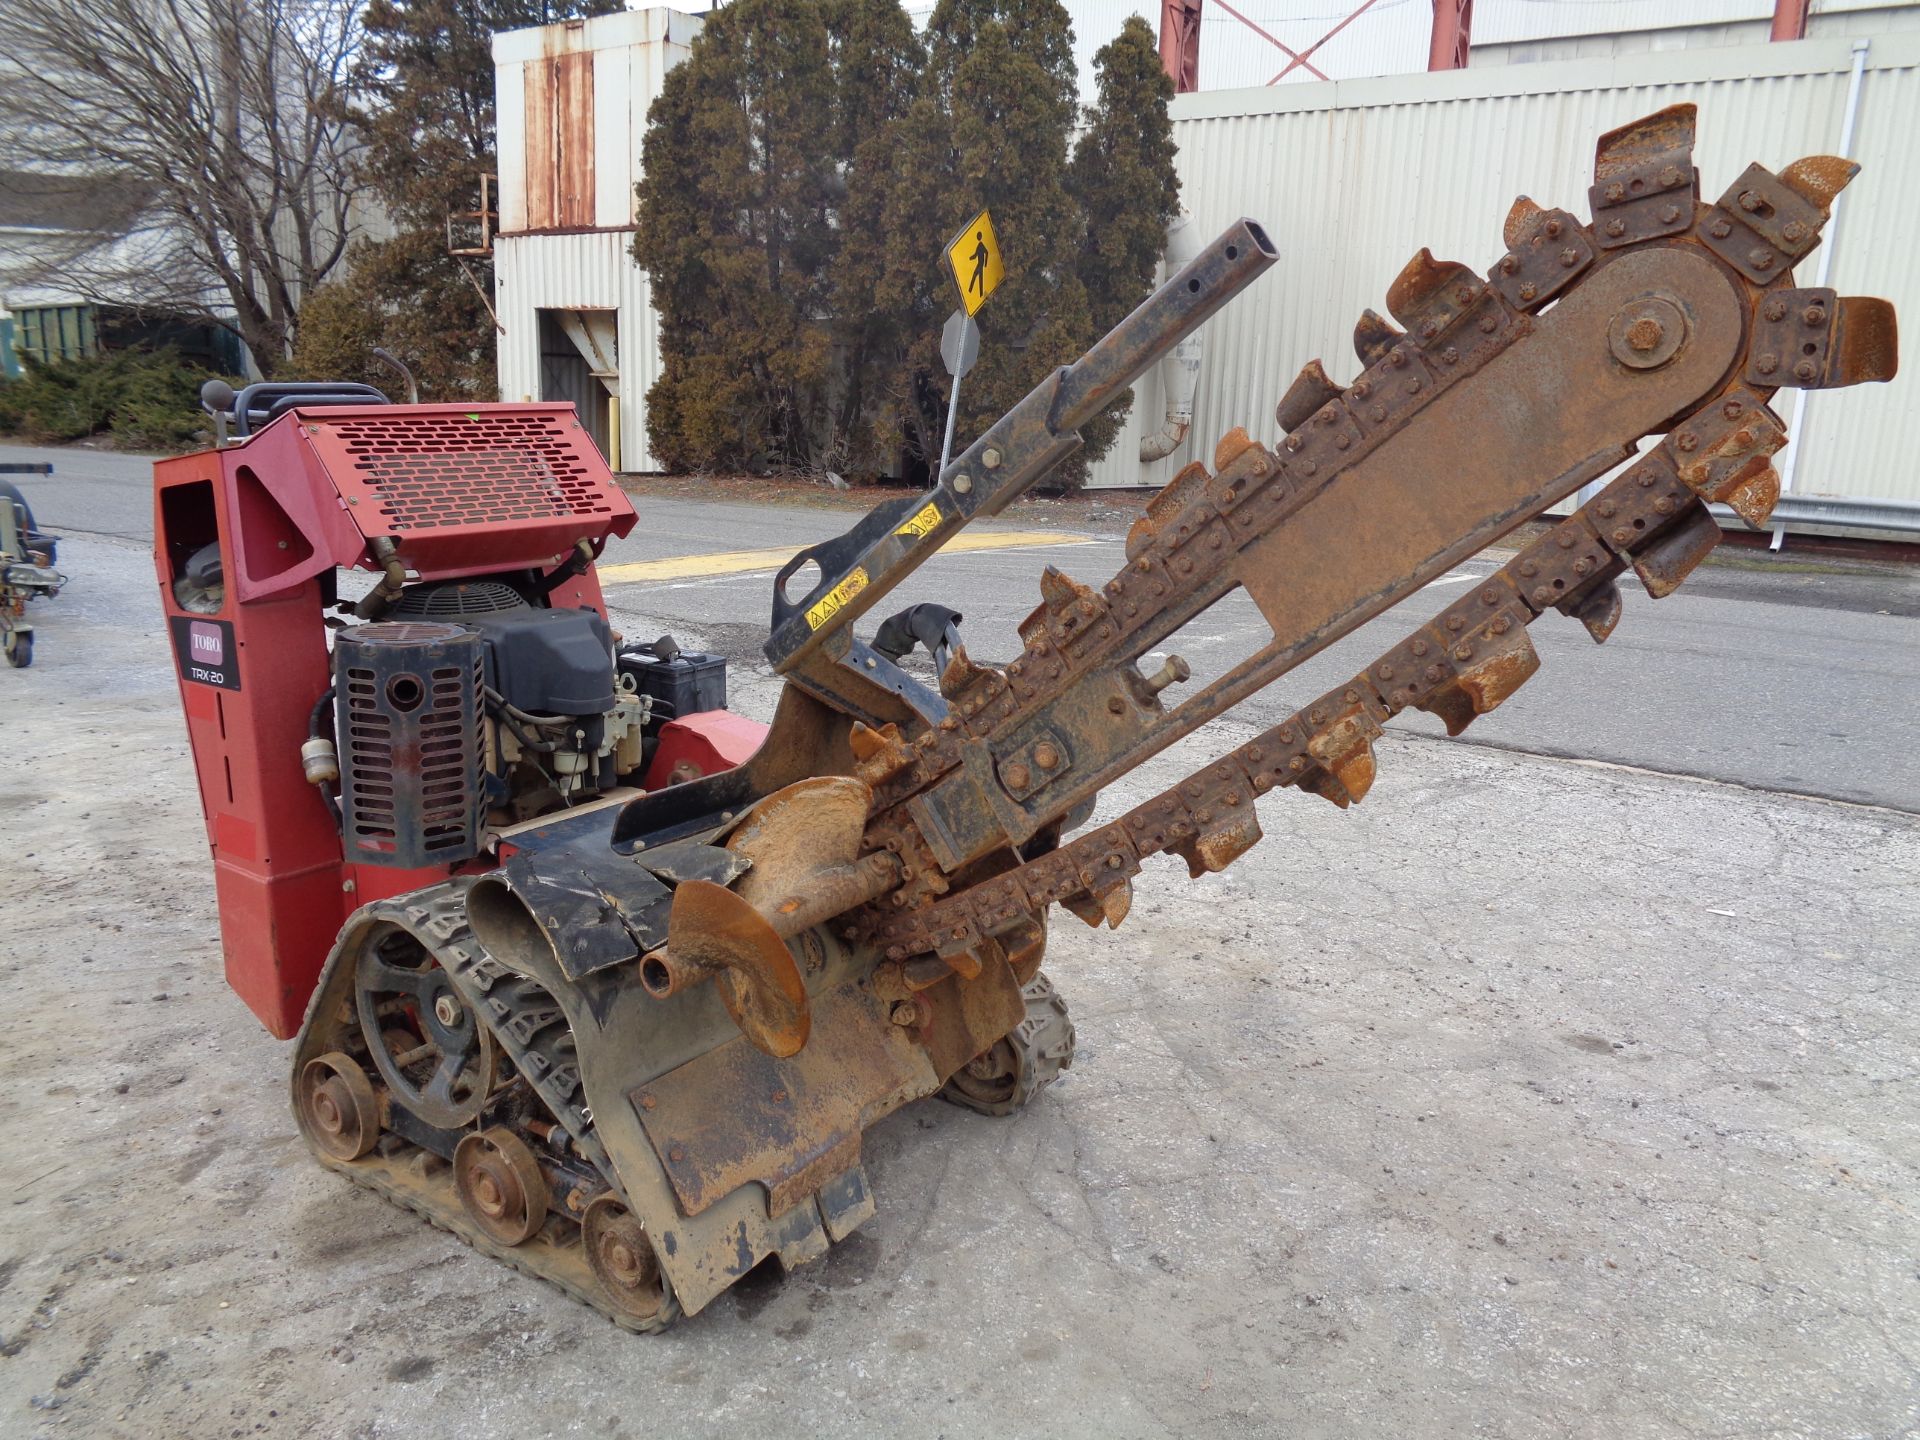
[{"x1": 307, "y1": 579, "x2": 727, "y2": 868}]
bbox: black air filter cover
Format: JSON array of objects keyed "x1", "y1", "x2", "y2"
[
  {"x1": 334, "y1": 621, "x2": 485, "y2": 869},
  {"x1": 463, "y1": 607, "x2": 615, "y2": 715}
]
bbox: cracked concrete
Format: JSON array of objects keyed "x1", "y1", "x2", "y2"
[{"x1": 0, "y1": 533, "x2": 1916, "y2": 1439}]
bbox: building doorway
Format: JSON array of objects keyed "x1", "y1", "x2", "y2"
[{"x1": 536, "y1": 308, "x2": 620, "y2": 467}]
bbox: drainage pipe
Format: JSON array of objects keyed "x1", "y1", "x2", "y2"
[
  {"x1": 1772, "y1": 38, "x2": 1870, "y2": 552},
  {"x1": 1139, "y1": 212, "x2": 1205, "y2": 463}
]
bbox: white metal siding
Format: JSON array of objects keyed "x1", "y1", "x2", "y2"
[
  {"x1": 495, "y1": 230, "x2": 666, "y2": 471},
  {"x1": 1084, "y1": 34, "x2": 1920, "y2": 508},
  {"x1": 492, "y1": 8, "x2": 700, "y2": 472},
  {"x1": 497, "y1": 60, "x2": 528, "y2": 234},
  {"x1": 493, "y1": 8, "x2": 700, "y2": 235}
]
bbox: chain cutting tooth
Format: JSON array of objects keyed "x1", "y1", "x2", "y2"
[
  {"x1": 1665, "y1": 389, "x2": 1787, "y2": 528},
  {"x1": 1503, "y1": 195, "x2": 1545, "y2": 249},
  {"x1": 1174, "y1": 809, "x2": 1263, "y2": 876},
  {"x1": 1276, "y1": 359, "x2": 1343, "y2": 432},
  {"x1": 1632, "y1": 502, "x2": 1721, "y2": 598},
  {"x1": 1779, "y1": 154, "x2": 1859, "y2": 210},
  {"x1": 1492, "y1": 205, "x2": 1593, "y2": 311},
  {"x1": 1818, "y1": 296, "x2": 1899, "y2": 389},
  {"x1": 1294, "y1": 689, "x2": 1384, "y2": 809},
  {"x1": 1589, "y1": 103, "x2": 1698, "y2": 249},
  {"x1": 1126, "y1": 459, "x2": 1211, "y2": 559},
  {"x1": 1702, "y1": 159, "x2": 1843, "y2": 281},
  {"x1": 1416, "y1": 616, "x2": 1540, "y2": 737},
  {"x1": 1386, "y1": 249, "x2": 1481, "y2": 334},
  {"x1": 1560, "y1": 578, "x2": 1624, "y2": 644},
  {"x1": 1353, "y1": 309, "x2": 1403, "y2": 367}
]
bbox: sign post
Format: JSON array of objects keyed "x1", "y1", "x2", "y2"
[
  {"x1": 937, "y1": 208, "x2": 1003, "y2": 478},
  {"x1": 937, "y1": 309, "x2": 980, "y2": 478}
]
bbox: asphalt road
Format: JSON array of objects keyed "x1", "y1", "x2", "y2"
[{"x1": 8, "y1": 440, "x2": 1918, "y2": 812}]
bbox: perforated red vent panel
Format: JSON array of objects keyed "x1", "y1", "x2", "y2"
[{"x1": 298, "y1": 404, "x2": 635, "y2": 578}]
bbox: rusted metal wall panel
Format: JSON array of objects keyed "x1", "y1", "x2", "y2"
[
  {"x1": 495, "y1": 8, "x2": 699, "y2": 234},
  {"x1": 1085, "y1": 34, "x2": 1920, "y2": 509},
  {"x1": 524, "y1": 50, "x2": 595, "y2": 231}
]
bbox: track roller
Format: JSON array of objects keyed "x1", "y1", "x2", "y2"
[
  {"x1": 454, "y1": 1129, "x2": 550, "y2": 1246},
  {"x1": 581, "y1": 1193, "x2": 680, "y2": 1329},
  {"x1": 295, "y1": 1053, "x2": 381, "y2": 1160}
]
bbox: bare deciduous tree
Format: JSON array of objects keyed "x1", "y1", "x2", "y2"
[{"x1": 0, "y1": 0, "x2": 367, "y2": 374}]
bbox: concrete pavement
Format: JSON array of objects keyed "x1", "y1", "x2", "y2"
[{"x1": 0, "y1": 530, "x2": 1916, "y2": 1438}]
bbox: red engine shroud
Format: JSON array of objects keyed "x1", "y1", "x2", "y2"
[{"x1": 153, "y1": 403, "x2": 752, "y2": 1039}]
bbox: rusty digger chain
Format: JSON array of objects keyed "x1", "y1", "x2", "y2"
[
  {"x1": 730, "y1": 104, "x2": 1897, "y2": 1005},
  {"x1": 297, "y1": 104, "x2": 1900, "y2": 1330}
]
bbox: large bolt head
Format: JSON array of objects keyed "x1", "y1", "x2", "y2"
[
  {"x1": 1608, "y1": 296, "x2": 1688, "y2": 371},
  {"x1": 433, "y1": 992, "x2": 463, "y2": 1028}
]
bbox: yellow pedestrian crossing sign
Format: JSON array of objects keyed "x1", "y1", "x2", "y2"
[{"x1": 946, "y1": 209, "x2": 1004, "y2": 316}]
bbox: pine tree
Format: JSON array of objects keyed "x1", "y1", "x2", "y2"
[
  {"x1": 631, "y1": 0, "x2": 1179, "y2": 483},
  {"x1": 634, "y1": 0, "x2": 841, "y2": 472},
  {"x1": 823, "y1": 0, "x2": 926, "y2": 471},
  {"x1": 888, "y1": 0, "x2": 1095, "y2": 476},
  {"x1": 1069, "y1": 15, "x2": 1181, "y2": 459},
  {"x1": 293, "y1": 0, "x2": 618, "y2": 399}
]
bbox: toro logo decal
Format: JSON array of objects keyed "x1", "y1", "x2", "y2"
[
  {"x1": 189, "y1": 621, "x2": 224, "y2": 666},
  {"x1": 804, "y1": 568, "x2": 868, "y2": 631},
  {"x1": 169, "y1": 615, "x2": 241, "y2": 691}
]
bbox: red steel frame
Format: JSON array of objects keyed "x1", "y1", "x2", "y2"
[{"x1": 155, "y1": 403, "x2": 638, "y2": 1037}]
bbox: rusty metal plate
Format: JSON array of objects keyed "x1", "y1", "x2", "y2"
[
  {"x1": 1234, "y1": 246, "x2": 1740, "y2": 654},
  {"x1": 631, "y1": 980, "x2": 935, "y2": 1219}
]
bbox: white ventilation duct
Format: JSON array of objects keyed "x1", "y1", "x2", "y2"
[{"x1": 1139, "y1": 211, "x2": 1203, "y2": 463}]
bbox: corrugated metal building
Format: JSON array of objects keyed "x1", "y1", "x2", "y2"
[
  {"x1": 1086, "y1": 31, "x2": 1919, "y2": 516},
  {"x1": 495, "y1": 5, "x2": 1914, "y2": 522},
  {"x1": 492, "y1": 8, "x2": 701, "y2": 472},
  {"x1": 1047, "y1": 0, "x2": 1920, "y2": 96}
]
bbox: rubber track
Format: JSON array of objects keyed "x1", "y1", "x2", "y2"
[{"x1": 292, "y1": 879, "x2": 681, "y2": 1333}]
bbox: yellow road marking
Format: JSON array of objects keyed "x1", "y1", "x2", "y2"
[{"x1": 596, "y1": 530, "x2": 1092, "y2": 586}]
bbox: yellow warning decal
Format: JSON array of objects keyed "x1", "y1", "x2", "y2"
[
  {"x1": 805, "y1": 568, "x2": 869, "y2": 630},
  {"x1": 896, "y1": 500, "x2": 943, "y2": 540}
]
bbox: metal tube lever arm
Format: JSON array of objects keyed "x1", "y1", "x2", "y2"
[{"x1": 762, "y1": 221, "x2": 1278, "y2": 710}]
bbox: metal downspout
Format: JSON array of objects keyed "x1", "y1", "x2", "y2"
[
  {"x1": 1139, "y1": 212, "x2": 1205, "y2": 463},
  {"x1": 1771, "y1": 38, "x2": 1870, "y2": 552}
]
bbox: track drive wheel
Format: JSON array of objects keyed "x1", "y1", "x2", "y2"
[
  {"x1": 353, "y1": 933, "x2": 499, "y2": 1128},
  {"x1": 581, "y1": 1193, "x2": 680, "y2": 1330},
  {"x1": 940, "y1": 973, "x2": 1076, "y2": 1117},
  {"x1": 454, "y1": 1129, "x2": 549, "y2": 1246},
  {"x1": 296, "y1": 1053, "x2": 382, "y2": 1160}
]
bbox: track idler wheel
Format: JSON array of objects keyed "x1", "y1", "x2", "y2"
[
  {"x1": 453, "y1": 1129, "x2": 549, "y2": 1246},
  {"x1": 296, "y1": 1052, "x2": 381, "y2": 1160},
  {"x1": 940, "y1": 974, "x2": 1077, "y2": 1117},
  {"x1": 581, "y1": 1193, "x2": 678, "y2": 1328}
]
